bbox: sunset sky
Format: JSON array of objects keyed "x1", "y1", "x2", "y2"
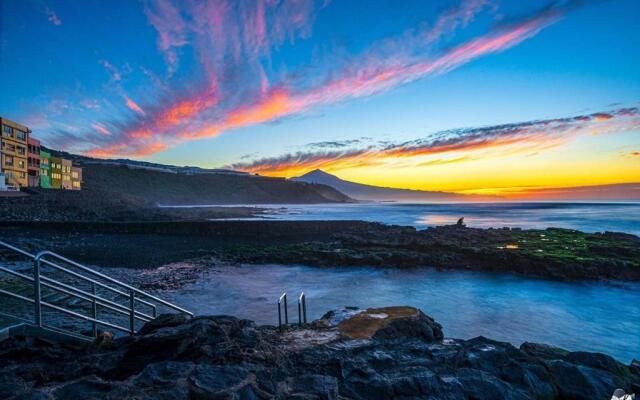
[{"x1": 1, "y1": 0, "x2": 639, "y2": 196}]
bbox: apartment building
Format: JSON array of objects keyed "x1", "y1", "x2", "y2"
[
  {"x1": 27, "y1": 137, "x2": 41, "y2": 187},
  {"x1": 40, "y1": 150, "x2": 52, "y2": 188},
  {"x1": 0, "y1": 117, "x2": 29, "y2": 188},
  {"x1": 71, "y1": 166, "x2": 82, "y2": 190},
  {"x1": 61, "y1": 158, "x2": 72, "y2": 189},
  {"x1": 50, "y1": 156, "x2": 62, "y2": 189}
]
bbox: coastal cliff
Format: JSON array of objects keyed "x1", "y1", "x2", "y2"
[{"x1": 1, "y1": 306, "x2": 638, "y2": 399}]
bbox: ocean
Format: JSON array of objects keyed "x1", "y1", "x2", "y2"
[{"x1": 246, "y1": 202, "x2": 640, "y2": 236}]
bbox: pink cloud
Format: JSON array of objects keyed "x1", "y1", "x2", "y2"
[
  {"x1": 79, "y1": 1, "x2": 579, "y2": 158},
  {"x1": 92, "y1": 123, "x2": 111, "y2": 136},
  {"x1": 125, "y1": 97, "x2": 146, "y2": 116}
]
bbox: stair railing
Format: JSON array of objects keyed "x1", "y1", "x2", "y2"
[{"x1": 0, "y1": 240, "x2": 193, "y2": 340}]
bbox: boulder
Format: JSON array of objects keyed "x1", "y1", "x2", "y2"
[
  {"x1": 334, "y1": 306, "x2": 443, "y2": 342},
  {"x1": 136, "y1": 313, "x2": 191, "y2": 335},
  {"x1": 547, "y1": 359, "x2": 618, "y2": 400}
]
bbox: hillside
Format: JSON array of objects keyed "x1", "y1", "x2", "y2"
[
  {"x1": 292, "y1": 169, "x2": 496, "y2": 202},
  {"x1": 37, "y1": 148, "x2": 352, "y2": 205},
  {"x1": 77, "y1": 163, "x2": 350, "y2": 205}
]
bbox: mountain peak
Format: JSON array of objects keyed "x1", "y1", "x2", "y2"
[{"x1": 302, "y1": 169, "x2": 334, "y2": 178}]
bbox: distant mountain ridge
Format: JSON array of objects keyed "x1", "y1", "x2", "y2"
[{"x1": 292, "y1": 169, "x2": 495, "y2": 202}]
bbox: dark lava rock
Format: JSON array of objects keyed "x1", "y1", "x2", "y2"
[{"x1": 0, "y1": 306, "x2": 638, "y2": 399}]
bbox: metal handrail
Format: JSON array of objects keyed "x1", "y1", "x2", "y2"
[
  {"x1": 278, "y1": 292, "x2": 288, "y2": 327},
  {"x1": 298, "y1": 292, "x2": 307, "y2": 326},
  {"x1": 0, "y1": 266, "x2": 153, "y2": 322},
  {"x1": 0, "y1": 239, "x2": 193, "y2": 339},
  {"x1": 36, "y1": 250, "x2": 192, "y2": 315}
]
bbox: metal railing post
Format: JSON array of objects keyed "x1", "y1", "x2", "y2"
[
  {"x1": 129, "y1": 289, "x2": 135, "y2": 335},
  {"x1": 284, "y1": 294, "x2": 288, "y2": 325},
  {"x1": 278, "y1": 293, "x2": 288, "y2": 328},
  {"x1": 91, "y1": 283, "x2": 98, "y2": 337},
  {"x1": 151, "y1": 305, "x2": 157, "y2": 318},
  {"x1": 278, "y1": 301, "x2": 282, "y2": 328},
  {"x1": 303, "y1": 296, "x2": 307, "y2": 324},
  {"x1": 298, "y1": 292, "x2": 307, "y2": 325},
  {"x1": 298, "y1": 292, "x2": 306, "y2": 326},
  {"x1": 33, "y1": 258, "x2": 42, "y2": 327}
]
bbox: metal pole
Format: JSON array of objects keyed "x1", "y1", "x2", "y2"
[
  {"x1": 91, "y1": 283, "x2": 97, "y2": 337},
  {"x1": 129, "y1": 289, "x2": 135, "y2": 335},
  {"x1": 278, "y1": 301, "x2": 282, "y2": 328},
  {"x1": 151, "y1": 305, "x2": 157, "y2": 318},
  {"x1": 303, "y1": 294, "x2": 307, "y2": 324},
  {"x1": 33, "y1": 258, "x2": 42, "y2": 327},
  {"x1": 278, "y1": 293, "x2": 287, "y2": 328},
  {"x1": 284, "y1": 294, "x2": 288, "y2": 325},
  {"x1": 298, "y1": 292, "x2": 306, "y2": 326}
]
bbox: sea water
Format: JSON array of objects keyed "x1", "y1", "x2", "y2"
[{"x1": 163, "y1": 264, "x2": 640, "y2": 363}]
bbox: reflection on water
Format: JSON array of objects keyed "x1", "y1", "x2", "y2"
[{"x1": 163, "y1": 264, "x2": 640, "y2": 363}]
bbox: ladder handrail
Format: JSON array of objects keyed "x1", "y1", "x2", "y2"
[
  {"x1": 37, "y1": 251, "x2": 191, "y2": 315},
  {"x1": 0, "y1": 239, "x2": 193, "y2": 339},
  {"x1": 0, "y1": 240, "x2": 192, "y2": 316}
]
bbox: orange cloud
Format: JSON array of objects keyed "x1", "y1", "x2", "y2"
[
  {"x1": 232, "y1": 107, "x2": 640, "y2": 177},
  {"x1": 226, "y1": 90, "x2": 296, "y2": 127},
  {"x1": 81, "y1": 1, "x2": 576, "y2": 158}
]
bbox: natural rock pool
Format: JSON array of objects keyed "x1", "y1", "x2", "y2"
[{"x1": 162, "y1": 264, "x2": 640, "y2": 363}]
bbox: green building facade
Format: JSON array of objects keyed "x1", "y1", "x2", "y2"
[{"x1": 39, "y1": 150, "x2": 52, "y2": 188}]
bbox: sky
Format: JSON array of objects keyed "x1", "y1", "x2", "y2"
[{"x1": 0, "y1": 0, "x2": 639, "y2": 197}]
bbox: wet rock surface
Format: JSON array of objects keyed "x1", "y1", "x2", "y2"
[
  {"x1": 224, "y1": 223, "x2": 640, "y2": 281},
  {"x1": 2, "y1": 221, "x2": 638, "y2": 279},
  {"x1": 1, "y1": 306, "x2": 638, "y2": 400}
]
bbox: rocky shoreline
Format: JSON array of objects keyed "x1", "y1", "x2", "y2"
[
  {"x1": 1, "y1": 306, "x2": 638, "y2": 399},
  {"x1": 3, "y1": 220, "x2": 638, "y2": 281}
]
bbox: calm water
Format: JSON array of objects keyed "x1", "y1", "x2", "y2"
[
  {"x1": 253, "y1": 202, "x2": 640, "y2": 236},
  {"x1": 163, "y1": 264, "x2": 640, "y2": 363}
]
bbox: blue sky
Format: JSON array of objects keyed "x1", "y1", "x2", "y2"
[{"x1": 1, "y1": 0, "x2": 639, "y2": 193}]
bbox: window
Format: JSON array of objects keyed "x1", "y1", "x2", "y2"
[
  {"x1": 17, "y1": 146, "x2": 25, "y2": 155},
  {"x1": 73, "y1": 181, "x2": 80, "y2": 188},
  {"x1": 15, "y1": 130, "x2": 26, "y2": 141},
  {"x1": 52, "y1": 173, "x2": 61, "y2": 179},
  {"x1": 41, "y1": 158, "x2": 49, "y2": 165},
  {"x1": 3, "y1": 143, "x2": 16, "y2": 152},
  {"x1": 18, "y1": 160, "x2": 25, "y2": 168},
  {"x1": 4, "y1": 156, "x2": 13, "y2": 167},
  {"x1": 41, "y1": 169, "x2": 48, "y2": 176},
  {"x1": 72, "y1": 172, "x2": 79, "y2": 179},
  {"x1": 2, "y1": 125, "x2": 12, "y2": 137}
]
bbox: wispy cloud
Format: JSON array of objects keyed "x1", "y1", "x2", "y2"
[
  {"x1": 230, "y1": 107, "x2": 640, "y2": 176},
  {"x1": 99, "y1": 60, "x2": 122, "y2": 82},
  {"x1": 92, "y1": 123, "x2": 111, "y2": 136},
  {"x1": 125, "y1": 97, "x2": 145, "y2": 116},
  {"x1": 56, "y1": 1, "x2": 585, "y2": 158},
  {"x1": 306, "y1": 138, "x2": 373, "y2": 149},
  {"x1": 44, "y1": 6, "x2": 62, "y2": 26}
]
